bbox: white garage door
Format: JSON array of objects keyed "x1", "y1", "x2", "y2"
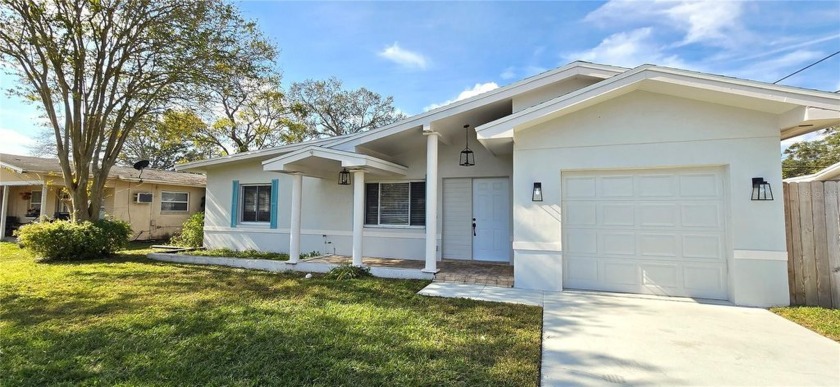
[{"x1": 562, "y1": 168, "x2": 728, "y2": 300}]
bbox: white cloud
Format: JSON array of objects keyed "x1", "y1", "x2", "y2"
[
  {"x1": 378, "y1": 42, "x2": 428, "y2": 69},
  {"x1": 500, "y1": 67, "x2": 516, "y2": 80},
  {"x1": 566, "y1": 28, "x2": 688, "y2": 69},
  {"x1": 730, "y1": 49, "x2": 823, "y2": 82},
  {"x1": 0, "y1": 127, "x2": 34, "y2": 155},
  {"x1": 424, "y1": 82, "x2": 499, "y2": 111},
  {"x1": 584, "y1": 0, "x2": 746, "y2": 48}
]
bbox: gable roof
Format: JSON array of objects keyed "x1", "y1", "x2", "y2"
[
  {"x1": 177, "y1": 61, "x2": 627, "y2": 171},
  {"x1": 475, "y1": 64, "x2": 840, "y2": 142},
  {"x1": 0, "y1": 153, "x2": 206, "y2": 187}
]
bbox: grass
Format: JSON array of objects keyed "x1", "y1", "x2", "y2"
[
  {"x1": 771, "y1": 306, "x2": 840, "y2": 342},
  {"x1": 0, "y1": 242, "x2": 541, "y2": 386}
]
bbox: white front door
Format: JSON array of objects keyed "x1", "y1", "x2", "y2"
[{"x1": 472, "y1": 178, "x2": 511, "y2": 262}]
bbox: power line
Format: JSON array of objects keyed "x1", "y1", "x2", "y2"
[{"x1": 773, "y1": 50, "x2": 840, "y2": 84}]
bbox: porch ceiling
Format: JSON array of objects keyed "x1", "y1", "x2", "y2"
[{"x1": 262, "y1": 146, "x2": 408, "y2": 178}]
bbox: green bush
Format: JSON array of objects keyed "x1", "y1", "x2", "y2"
[
  {"x1": 16, "y1": 219, "x2": 132, "y2": 261},
  {"x1": 324, "y1": 264, "x2": 372, "y2": 280},
  {"x1": 170, "y1": 212, "x2": 204, "y2": 247}
]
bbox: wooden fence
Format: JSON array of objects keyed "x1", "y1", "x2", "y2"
[{"x1": 783, "y1": 181, "x2": 840, "y2": 308}]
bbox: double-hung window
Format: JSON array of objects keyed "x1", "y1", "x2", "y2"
[
  {"x1": 365, "y1": 181, "x2": 425, "y2": 226},
  {"x1": 241, "y1": 185, "x2": 271, "y2": 223},
  {"x1": 161, "y1": 191, "x2": 189, "y2": 212}
]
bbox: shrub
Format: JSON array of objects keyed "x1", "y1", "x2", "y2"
[
  {"x1": 170, "y1": 212, "x2": 204, "y2": 247},
  {"x1": 16, "y1": 219, "x2": 132, "y2": 261},
  {"x1": 324, "y1": 264, "x2": 372, "y2": 280},
  {"x1": 184, "y1": 248, "x2": 288, "y2": 261}
]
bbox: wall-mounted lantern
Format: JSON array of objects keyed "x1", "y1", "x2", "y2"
[
  {"x1": 338, "y1": 168, "x2": 351, "y2": 185},
  {"x1": 751, "y1": 177, "x2": 773, "y2": 201},
  {"x1": 532, "y1": 182, "x2": 543, "y2": 202}
]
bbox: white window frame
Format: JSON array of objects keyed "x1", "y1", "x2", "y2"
[
  {"x1": 160, "y1": 191, "x2": 190, "y2": 212},
  {"x1": 239, "y1": 184, "x2": 272, "y2": 224},
  {"x1": 365, "y1": 180, "x2": 426, "y2": 229},
  {"x1": 29, "y1": 190, "x2": 43, "y2": 215}
]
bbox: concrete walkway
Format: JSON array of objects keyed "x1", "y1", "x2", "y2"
[{"x1": 418, "y1": 283, "x2": 840, "y2": 386}]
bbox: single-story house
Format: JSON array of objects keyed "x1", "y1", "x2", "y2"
[
  {"x1": 0, "y1": 153, "x2": 206, "y2": 240},
  {"x1": 178, "y1": 61, "x2": 840, "y2": 307},
  {"x1": 784, "y1": 161, "x2": 840, "y2": 182}
]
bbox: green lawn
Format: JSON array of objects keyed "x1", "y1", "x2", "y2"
[
  {"x1": 771, "y1": 306, "x2": 840, "y2": 342},
  {"x1": 0, "y1": 242, "x2": 541, "y2": 386}
]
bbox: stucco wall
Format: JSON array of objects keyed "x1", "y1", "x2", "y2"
[
  {"x1": 202, "y1": 130, "x2": 513, "y2": 260},
  {"x1": 512, "y1": 90, "x2": 788, "y2": 306},
  {"x1": 108, "y1": 180, "x2": 205, "y2": 240}
]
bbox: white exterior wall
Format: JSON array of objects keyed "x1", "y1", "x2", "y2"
[
  {"x1": 202, "y1": 132, "x2": 512, "y2": 260},
  {"x1": 512, "y1": 91, "x2": 788, "y2": 307}
]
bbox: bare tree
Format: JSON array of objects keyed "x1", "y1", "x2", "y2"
[
  {"x1": 0, "y1": 0, "x2": 275, "y2": 221},
  {"x1": 288, "y1": 77, "x2": 407, "y2": 138}
]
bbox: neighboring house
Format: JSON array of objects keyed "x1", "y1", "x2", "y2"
[
  {"x1": 783, "y1": 161, "x2": 840, "y2": 182},
  {"x1": 0, "y1": 154, "x2": 206, "y2": 240},
  {"x1": 178, "y1": 61, "x2": 840, "y2": 307}
]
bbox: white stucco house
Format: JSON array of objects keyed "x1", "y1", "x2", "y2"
[{"x1": 178, "y1": 61, "x2": 840, "y2": 307}]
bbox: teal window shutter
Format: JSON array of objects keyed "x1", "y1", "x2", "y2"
[
  {"x1": 270, "y1": 179, "x2": 279, "y2": 229},
  {"x1": 230, "y1": 180, "x2": 240, "y2": 228}
]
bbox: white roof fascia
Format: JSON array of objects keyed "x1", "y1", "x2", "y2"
[
  {"x1": 262, "y1": 146, "x2": 408, "y2": 176},
  {"x1": 787, "y1": 161, "x2": 840, "y2": 182},
  {"x1": 0, "y1": 160, "x2": 24, "y2": 173},
  {"x1": 175, "y1": 136, "x2": 347, "y2": 171},
  {"x1": 476, "y1": 65, "x2": 840, "y2": 139},
  {"x1": 116, "y1": 177, "x2": 206, "y2": 187},
  {"x1": 328, "y1": 62, "x2": 627, "y2": 150}
]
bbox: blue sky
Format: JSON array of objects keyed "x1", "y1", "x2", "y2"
[{"x1": 1, "y1": 0, "x2": 839, "y2": 155}]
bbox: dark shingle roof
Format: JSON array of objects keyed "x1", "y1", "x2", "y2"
[{"x1": 0, "y1": 153, "x2": 205, "y2": 187}]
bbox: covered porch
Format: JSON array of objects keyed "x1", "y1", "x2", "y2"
[{"x1": 303, "y1": 255, "x2": 514, "y2": 287}]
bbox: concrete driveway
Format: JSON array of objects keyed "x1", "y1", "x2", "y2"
[
  {"x1": 542, "y1": 291, "x2": 840, "y2": 386},
  {"x1": 419, "y1": 283, "x2": 840, "y2": 386}
]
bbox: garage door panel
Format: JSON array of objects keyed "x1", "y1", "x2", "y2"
[
  {"x1": 563, "y1": 167, "x2": 728, "y2": 300},
  {"x1": 639, "y1": 234, "x2": 679, "y2": 257},
  {"x1": 602, "y1": 204, "x2": 635, "y2": 226},
  {"x1": 600, "y1": 176, "x2": 634, "y2": 198},
  {"x1": 638, "y1": 175, "x2": 677, "y2": 197},
  {"x1": 565, "y1": 177, "x2": 597, "y2": 198},
  {"x1": 642, "y1": 264, "x2": 679, "y2": 288},
  {"x1": 638, "y1": 204, "x2": 679, "y2": 227},
  {"x1": 682, "y1": 234, "x2": 723, "y2": 260},
  {"x1": 600, "y1": 232, "x2": 636, "y2": 256},
  {"x1": 566, "y1": 203, "x2": 597, "y2": 226},
  {"x1": 681, "y1": 203, "x2": 721, "y2": 228},
  {"x1": 567, "y1": 258, "x2": 598, "y2": 282},
  {"x1": 679, "y1": 174, "x2": 720, "y2": 198},
  {"x1": 603, "y1": 262, "x2": 638, "y2": 285},
  {"x1": 566, "y1": 229, "x2": 597, "y2": 253}
]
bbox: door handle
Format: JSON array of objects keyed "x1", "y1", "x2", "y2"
[{"x1": 472, "y1": 218, "x2": 476, "y2": 236}]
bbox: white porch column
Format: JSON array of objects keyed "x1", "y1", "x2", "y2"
[
  {"x1": 40, "y1": 184, "x2": 48, "y2": 219},
  {"x1": 288, "y1": 173, "x2": 303, "y2": 264},
  {"x1": 423, "y1": 132, "x2": 440, "y2": 273},
  {"x1": 352, "y1": 170, "x2": 365, "y2": 266},
  {"x1": 0, "y1": 186, "x2": 8, "y2": 239}
]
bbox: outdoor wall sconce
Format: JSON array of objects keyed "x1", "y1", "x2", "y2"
[
  {"x1": 751, "y1": 177, "x2": 773, "y2": 201},
  {"x1": 459, "y1": 124, "x2": 475, "y2": 167},
  {"x1": 532, "y1": 182, "x2": 543, "y2": 202},
  {"x1": 338, "y1": 168, "x2": 351, "y2": 185}
]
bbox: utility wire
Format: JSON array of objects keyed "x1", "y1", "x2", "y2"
[{"x1": 773, "y1": 50, "x2": 840, "y2": 84}]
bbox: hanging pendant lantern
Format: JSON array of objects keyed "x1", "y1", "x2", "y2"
[
  {"x1": 459, "y1": 124, "x2": 475, "y2": 167},
  {"x1": 338, "y1": 168, "x2": 351, "y2": 185}
]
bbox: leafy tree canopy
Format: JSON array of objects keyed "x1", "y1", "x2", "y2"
[
  {"x1": 782, "y1": 127, "x2": 839, "y2": 178},
  {"x1": 0, "y1": 0, "x2": 275, "y2": 221},
  {"x1": 289, "y1": 77, "x2": 407, "y2": 138}
]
